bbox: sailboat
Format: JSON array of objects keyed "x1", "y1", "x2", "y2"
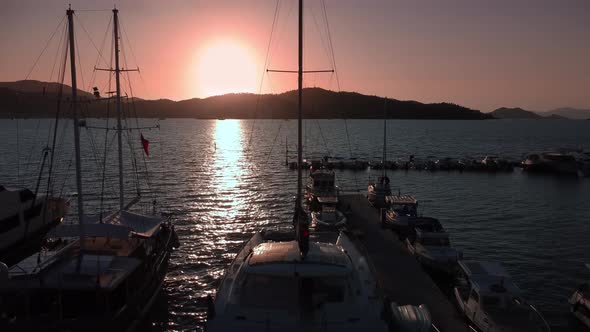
[
  {"x1": 206, "y1": 2, "x2": 430, "y2": 331},
  {"x1": 368, "y1": 101, "x2": 392, "y2": 208},
  {"x1": 0, "y1": 7, "x2": 178, "y2": 331}
]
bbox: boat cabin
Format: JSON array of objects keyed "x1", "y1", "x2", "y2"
[
  {"x1": 307, "y1": 168, "x2": 336, "y2": 194},
  {"x1": 385, "y1": 195, "x2": 417, "y2": 217},
  {"x1": 414, "y1": 229, "x2": 451, "y2": 247}
]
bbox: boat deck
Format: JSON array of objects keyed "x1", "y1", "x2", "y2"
[{"x1": 340, "y1": 194, "x2": 471, "y2": 332}]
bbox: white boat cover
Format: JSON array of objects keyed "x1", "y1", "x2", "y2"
[
  {"x1": 119, "y1": 210, "x2": 162, "y2": 238},
  {"x1": 48, "y1": 223, "x2": 132, "y2": 239}
]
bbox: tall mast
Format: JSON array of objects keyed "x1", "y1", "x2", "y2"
[
  {"x1": 67, "y1": 6, "x2": 85, "y2": 238},
  {"x1": 296, "y1": 0, "x2": 303, "y2": 212},
  {"x1": 382, "y1": 99, "x2": 387, "y2": 176},
  {"x1": 113, "y1": 8, "x2": 124, "y2": 212}
]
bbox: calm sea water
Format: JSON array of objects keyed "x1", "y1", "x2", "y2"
[{"x1": 1, "y1": 118, "x2": 589, "y2": 331}]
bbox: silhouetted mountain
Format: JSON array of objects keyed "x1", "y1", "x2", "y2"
[
  {"x1": 538, "y1": 107, "x2": 590, "y2": 120},
  {"x1": 490, "y1": 107, "x2": 543, "y2": 119},
  {"x1": 491, "y1": 107, "x2": 571, "y2": 119},
  {"x1": 0, "y1": 80, "x2": 491, "y2": 119}
]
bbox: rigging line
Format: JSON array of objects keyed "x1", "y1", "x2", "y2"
[
  {"x1": 120, "y1": 37, "x2": 154, "y2": 198},
  {"x1": 49, "y1": 22, "x2": 68, "y2": 90},
  {"x1": 264, "y1": 123, "x2": 284, "y2": 165},
  {"x1": 246, "y1": 0, "x2": 281, "y2": 159},
  {"x1": 45, "y1": 25, "x2": 69, "y2": 146},
  {"x1": 74, "y1": 13, "x2": 112, "y2": 69},
  {"x1": 88, "y1": 16, "x2": 112, "y2": 92},
  {"x1": 22, "y1": 15, "x2": 66, "y2": 82},
  {"x1": 321, "y1": 0, "x2": 340, "y2": 90},
  {"x1": 43, "y1": 38, "x2": 69, "y2": 201},
  {"x1": 315, "y1": 119, "x2": 331, "y2": 157},
  {"x1": 74, "y1": 30, "x2": 86, "y2": 100},
  {"x1": 309, "y1": 3, "x2": 332, "y2": 69}
]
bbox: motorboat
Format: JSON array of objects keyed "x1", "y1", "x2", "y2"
[
  {"x1": 0, "y1": 186, "x2": 68, "y2": 265},
  {"x1": 382, "y1": 195, "x2": 418, "y2": 231},
  {"x1": 311, "y1": 196, "x2": 347, "y2": 229},
  {"x1": 206, "y1": 229, "x2": 432, "y2": 332},
  {"x1": 453, "y1": 261, "x2": 550, "y2": 332},
  {"x1": 306, "y1": 166, "x2": 338, "y2": 209},
  {"x1": 405, "y1": 227, "x2": 460, "y2": 275},
  {"x1": 522, "y1": 152, "x2": 578, "y2": 175},
  {"x1": 568, "y1": 264, "x2": 590, "y2": 328}
]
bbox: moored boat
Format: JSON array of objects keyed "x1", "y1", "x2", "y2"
[
  {"x1": 0, "y1": 186, "x2": 68, "y2": 265},
  {"x1": 568, "y1": 264, "x2": 590, "y2": 328},
  {"x1": 453, "y1": 261, "x2": 550, "y2": 332},
  {"x1": 405, "y1": 225, "x2": 460, "y2": 275},
  {"x1": 382, "y1": 194, "x2": 418, "y2": 231},
  {"x1": 311, "y1": 196, "x2": 347, "y2": 229},
  {"x1": 522, "y1": 152, "x2": 578, "y2": 176}
]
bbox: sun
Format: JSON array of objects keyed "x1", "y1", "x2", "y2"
[{"x1": 195, "y1": 40, "x2": 258, "y2": 97}]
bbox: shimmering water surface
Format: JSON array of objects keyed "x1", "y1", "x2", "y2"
[{"x1": 1, "y1": 119, "x2": 589, "y2": 331}]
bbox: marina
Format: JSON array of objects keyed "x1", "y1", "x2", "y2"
[{"x1": 0, "y1": 0, "x2": 589, "y2": 331}]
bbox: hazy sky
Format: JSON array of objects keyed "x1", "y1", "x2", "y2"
[{"x1": 1, "y1": 0, "x2": 589, "y2": 112}]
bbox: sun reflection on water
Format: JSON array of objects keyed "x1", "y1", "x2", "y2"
[{"x1": 212, "y1": 119, "x2": 248, "y2": 220}]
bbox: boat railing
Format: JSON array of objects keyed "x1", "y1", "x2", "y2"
[{"x1": 529, "y1": 304, "x2": 551, "y2": 332}]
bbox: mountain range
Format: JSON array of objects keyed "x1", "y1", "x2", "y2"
[
  {"x1": 0, "y1": 80, "x2": 492, "y2": 119},
  {"x1": 490, "y1": 107, "x2": 590, "y2": 120}
]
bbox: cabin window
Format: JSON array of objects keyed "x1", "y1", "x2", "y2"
[
  {"x1": 469, "y1": 290, "x2": 480, "y2": 303},
  {"x1": 240, "y1": 275, "x2": 298, "y2": 309},
  {"x1": 0, "y1": 214, "x2": 20, "y2": 233}
]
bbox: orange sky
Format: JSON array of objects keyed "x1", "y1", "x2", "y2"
[{"x1": 1, "y1": 0, "x2": 589, "y2": 112}]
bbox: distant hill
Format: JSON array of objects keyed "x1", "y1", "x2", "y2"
[
  {"x1": 0, "y1": 80, "x2": 492, "y2": 119},
  {"x1": 537, "y1": 107, "x2": 590, "y2": 120},
  {"x1": 490, "y1": 107, "x2": 542, "y2": 119},
  {"x1": 491, "y1": 107, "x2": 572, "y2": 119}
]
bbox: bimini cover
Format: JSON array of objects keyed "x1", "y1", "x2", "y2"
[
  {"x1": 48, "y1": 223, "x2": 132, "y2": 239},
  {"x1": 119, "y1": 210, "x2": 162, "y2": 238}
]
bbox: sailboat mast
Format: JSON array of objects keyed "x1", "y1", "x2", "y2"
[
  {"x1": 67, "y1": 7, "x2": 85, "y2": 236},
  {"x1": 382, "y1": 99, "x2": 387, "y2": 176},
  {"x1": 296, "y1": 0, "x2": 303, "y2": 212},
  {"x1": 113, "y1": 8, "x2": 124, "y2": 212}
]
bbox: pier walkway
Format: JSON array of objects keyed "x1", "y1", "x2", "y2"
[{"x1": 340, "y1": 194, "x2": 471, "y2": 332}]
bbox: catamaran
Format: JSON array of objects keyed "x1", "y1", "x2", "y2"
[
  {"x1": 206, "y1": 1, "x2": 432, "y2": 331},
  {"x1": 0, "y1": 7, "x2": 178, "y2": 331}
]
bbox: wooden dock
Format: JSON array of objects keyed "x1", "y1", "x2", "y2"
[{"x1": 340, "y1": 194, "x2": 471, "y2": 332}]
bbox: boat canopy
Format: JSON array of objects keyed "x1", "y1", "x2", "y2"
[
  {"x1": 317, "y1": 196, "x2": 338, "y2": 204},
  {"x1": 386, "y1": 195, "x2": 417, "y2": 205},
  {"x1": 459, "y1": 261, "x2": 521, "y2": 295}
]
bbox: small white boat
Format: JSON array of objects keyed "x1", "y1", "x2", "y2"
[
  {"x1": 306, "y1": 166, "x2": 338, "y2": 207},
  {"x1": 0, "y1": 186, "x2": 68, "y2": 264},
  {"x1": 522, "y1": 152, "x2": 578, "y2": 175},
  {"x1": 383, "y1": 195, "x2": 418, "y2": 231},
  {"x1": 453, "y1": 261, "x2": 550, "y2": 332},
  {"x1": 405, "y1": 228, "x2": 460, "y2": 275},
  {"x1": 311, "y1": 205, "x2": 347, "y2": 229},
  {"x1": 568, "y1": 264, "x2": 590, "y2": 328}
]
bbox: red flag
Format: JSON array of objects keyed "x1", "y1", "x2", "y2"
[{"x1": 140, "y1": 133, "x2": 150, "y2": 156}]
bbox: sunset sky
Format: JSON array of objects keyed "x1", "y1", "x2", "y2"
[{"x1": 1, "y1": 0, "x2": 589, "y2": 112}]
